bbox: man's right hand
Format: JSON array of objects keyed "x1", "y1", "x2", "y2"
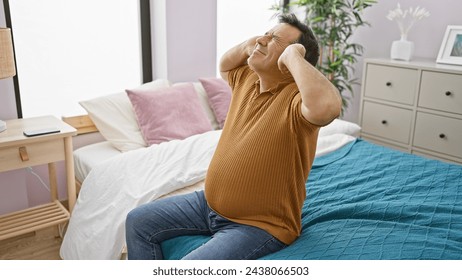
[{"x1": 220, "y1": 36, "x2": 259, "y2": 81}]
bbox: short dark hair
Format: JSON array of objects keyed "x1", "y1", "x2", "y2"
[{"x1": 278, "y1": 13, "x2": 319, "y2": 67}]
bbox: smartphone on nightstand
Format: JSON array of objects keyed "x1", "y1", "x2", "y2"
[{"x1": 23, "y1": 127, "x2": 60, "y2": 137}]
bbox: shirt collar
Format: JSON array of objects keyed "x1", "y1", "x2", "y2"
[{"x1": 254, "y1": 76, "x2": 295, "y2": 95}]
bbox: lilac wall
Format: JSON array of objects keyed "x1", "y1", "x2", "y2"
[
  {"x1": 165, "y1": 0, "x2": 217, "y2": 82},
  {"x1": 0, "y1": 1, "x2": 16, "y2": 121},
  {"x1": 0, "y1": 0, "x2": 29, "y2": 214}
]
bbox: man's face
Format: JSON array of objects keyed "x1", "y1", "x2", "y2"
[{"x1": 248, "y1": 23, "x2": 301, "y2": 75}]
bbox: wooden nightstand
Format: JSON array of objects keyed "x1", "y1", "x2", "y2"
[{"x1": 0, "y1": 115, "x2": 77, "y2": 241}]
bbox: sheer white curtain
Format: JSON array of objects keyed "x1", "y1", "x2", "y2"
[
  {"x1": 9, "y1": 0, "x2": 142, "y2": 118},
  {"x1": 216, "y1": 0, "x2": 278, "y2": 75}
]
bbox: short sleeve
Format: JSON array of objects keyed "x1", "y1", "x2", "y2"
[
  {"x1": 228, "y1": 65, "x2": 255, "y2": 94},
  {"x1": 290, "y1": 93, "x2": 320, "y2": 134}
]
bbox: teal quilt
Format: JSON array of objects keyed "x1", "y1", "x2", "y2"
[{"x1": 162, "y1": 139, "x2": 462, "y2": 259}]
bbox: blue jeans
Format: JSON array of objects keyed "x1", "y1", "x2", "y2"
[{"x1": 125, "y1": 190, "x2": 286, "y2": 260}]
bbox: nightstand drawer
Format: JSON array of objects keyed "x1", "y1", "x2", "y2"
[
  {"x1": 364, "y1": 64, "x2": 418, "y2": 105},
  {"x1": 0, "y1": 139, "x2": 65, "y2": 172},
  {"x1": 362, "y1": 101, "x2": 413, "y2": 144},
  {"x1": 419, "y1": 71, "x2": 462, "y2": 114},
  {"x1": 413, "y1": 112, "x2": 462, "y2": 158}
]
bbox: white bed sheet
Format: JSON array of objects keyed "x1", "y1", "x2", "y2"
[
  {"x1": 74, "y1": 141, "x2": 121, "y2": 183},
  {"x1": 61, "y1": 130, "x2": 222, "y2": 259}
]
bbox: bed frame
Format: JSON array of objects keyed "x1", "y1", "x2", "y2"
[
  {"x1": 62, "y1": 115, "x2": 98, "y2": 136},
  {"x1": 62, "y1": 115, "x2": 99, "y2": 194}
]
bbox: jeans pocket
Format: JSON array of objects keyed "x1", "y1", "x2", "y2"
[
  {"x1": 208, "y1": 210, "x2": 232, "y2": 231},
  {"x1": 268, "y1": 236, "x2": 288, "y2": 251}
]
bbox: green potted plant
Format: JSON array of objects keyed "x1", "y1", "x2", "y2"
[{"x1": 274, "y1": 0, "x2": 376, "y2": 115}]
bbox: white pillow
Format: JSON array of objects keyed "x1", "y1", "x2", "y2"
[
  {"x1": 316, "y1": 133, "x2": 356, "y2": 157},
  {"x1": 319, "y1": 119, "x2": 361, "y2": 138},
  {"x1": 79, "y1": 79, "x2": 171, "y2": 152},
  {"x1": 315, "y1": 119, "x2": 361, "y2": 157}
]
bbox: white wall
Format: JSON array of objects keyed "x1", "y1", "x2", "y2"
[{"x1": 216, "y1": 0, "x2": 278, "y2": 74}]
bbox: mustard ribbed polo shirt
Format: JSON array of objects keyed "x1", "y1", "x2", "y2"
[{"x1": 205, "y1": 66, "x2": 319, "y2": 244}]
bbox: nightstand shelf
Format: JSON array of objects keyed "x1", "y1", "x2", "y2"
[
  {"x1": 0, "y1": 115, "x2": 77, "y2": 241},
  {"x1": 0, "y1": 201, "x2": 69, "y2": 240}
]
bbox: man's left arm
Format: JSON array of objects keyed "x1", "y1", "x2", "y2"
[{"x1": 278, "y1": 44, "x2": 342, "y2": 126}]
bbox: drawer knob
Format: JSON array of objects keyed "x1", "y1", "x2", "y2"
[
  {"x1": 445, "y1": 91, "x2": 452, "y2": 96},
  {"x1": 381, "y1": 120, "x2": 388, "y2": 125},
  {"x1": 19, "y1": 146, "x2": 29, "y2": 162},
  {"x1": 439, "y1": 133, "x2": 446, "y2": 139},
  {"x1": 386, "y1": 82, "x2": 392, "y2": 87}
]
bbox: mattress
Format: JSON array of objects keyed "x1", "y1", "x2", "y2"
[
  {"x1": 73, "y1": 141, "x2": 205, "y2": 197},
  {"x1": 161, "y1": 139, "x2": 462, "y2": 260},
  {"x1": 72, "y1": 118, "x2": 359, "y2": 184},
  {"x1": 73, "y1": 141, "x2": 121, "y2": 183}
]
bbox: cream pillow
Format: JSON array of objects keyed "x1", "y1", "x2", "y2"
[
  {"x1": 79, "y1": 79, "x2": 171, "y2": 152},
  {"x1": 318, "y1": 119, "x2": 361, "y2": 138},
  {"x1": 315, "y1": 119, "x2": 361, "y2": 157}
]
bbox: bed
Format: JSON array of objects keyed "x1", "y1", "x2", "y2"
[
  {"x1": 59, "y1": 79, "x2": 462, "y2": 260},
  {"x1": 162, "y1": 139, "x2": 462, "y2": 260}
]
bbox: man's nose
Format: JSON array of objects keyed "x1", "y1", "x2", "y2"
[{"x1": 256, "y1": 35, "x2": 269, "y2": 46}]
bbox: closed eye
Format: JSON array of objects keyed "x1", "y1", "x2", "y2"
[{"x1": 264, "y1": 32, "x2": 279, "y2": 40}]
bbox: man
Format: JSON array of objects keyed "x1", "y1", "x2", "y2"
[{"x1": 125, "y1": 13, "x2": 341, "y2": 260}]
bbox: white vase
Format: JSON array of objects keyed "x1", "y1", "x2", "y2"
[{"x1": 390, "y1": 35, "x2": 414, "y2": 61}]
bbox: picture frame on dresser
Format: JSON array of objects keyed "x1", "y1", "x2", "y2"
[{"x1": 437, "y1": 25, "x2": 462, "y2": 66}]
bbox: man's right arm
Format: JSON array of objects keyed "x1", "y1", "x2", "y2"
[{"x1": 219, "y1": 36, "x2": 258, "y2": 81}]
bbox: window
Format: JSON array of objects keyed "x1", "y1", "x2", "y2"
[
  {"x1": 6, "y1": 0, "x2": 147, "y2": 118},
  {"x1": 216, "y1": 0, "x2": 278, "y2": 74}
]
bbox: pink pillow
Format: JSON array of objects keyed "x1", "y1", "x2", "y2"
[
  {"x1": 126, "y1": 83, "x2": 213, "y2": 145},
  {"x1": 199, "y1": 77, "x2": 231, "y2": 128}
]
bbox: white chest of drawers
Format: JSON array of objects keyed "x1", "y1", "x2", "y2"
[{"x1": 359, "y1": 58, "x2": 462, "y2": 164}]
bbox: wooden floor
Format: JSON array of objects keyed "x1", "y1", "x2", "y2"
[{"x1": 0, "y1": 226, "x2": 63, "y2": 260}]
